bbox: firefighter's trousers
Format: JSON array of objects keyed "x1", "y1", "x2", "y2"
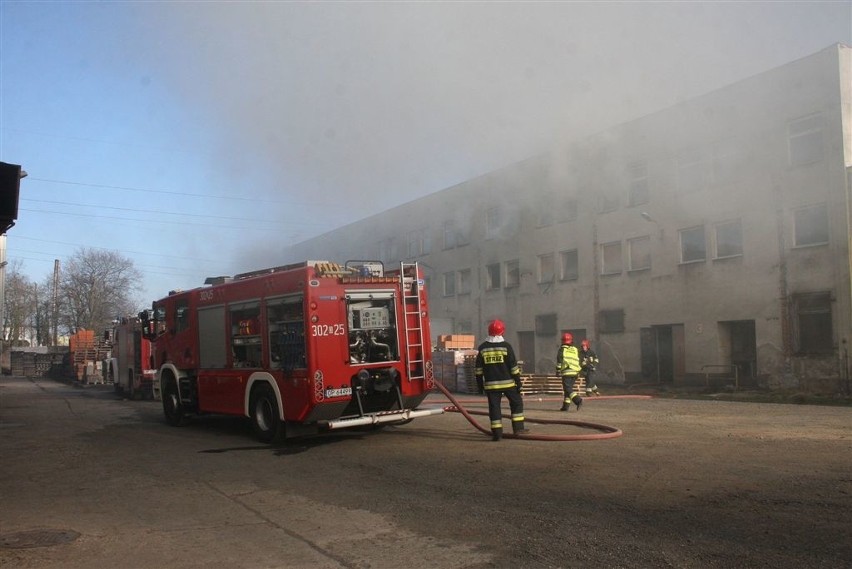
[
  {"x1": 582, "y1": 370, "x2": 599, "y2": 393},
  {"x1": 561, "y1": 375, "x2": 583, "y2": 408},
  {"x1": 485, "y1": 388, "x2": 526, "y2": 437}
]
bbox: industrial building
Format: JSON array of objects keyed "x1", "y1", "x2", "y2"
[{"x1": 284, "y1": 44, "x2": 852, "y2": 392}]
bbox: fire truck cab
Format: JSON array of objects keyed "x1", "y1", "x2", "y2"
[{"x1": 141, "y1": 260, "x2": 441, "y2": 442}]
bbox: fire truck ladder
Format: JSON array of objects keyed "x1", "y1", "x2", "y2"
[{"x1": 400, "y1": 262, "x2": 425, "y2": 382}]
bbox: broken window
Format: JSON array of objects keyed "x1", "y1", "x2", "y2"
[
  {"x1": 443, "y1": 271, "x2": 456, "y2": 296},
  {"x1": 601, "y1": 241, "x2": 623, "y2": 274},
  {"x1": 600, "y1": 309, "x2": 625, "y2": 333},
  {"x1": 486, "y1": 263, "x2": 501, "y2": 290},
  {"x1": 505, "y1": 260, "x2": 520, "y2": 288},
  {"x1": 794, "y1": 204, "x2": 829, "y2": 247},
  {"x1": 792, "y1": 292, "x2": 832, "y2": 355},
  {"x1": 680, "y1": 226, "x2": 706, "y2": 263},
  {"x1": 560, "y1": 249, "x2": 579, "y2": 281},
  {"x1": 538, "y1": 253, "x2": 555, "y2": 283},
  {"x1": 715, "y1": 219, "x2": 743, "y2": 258}
]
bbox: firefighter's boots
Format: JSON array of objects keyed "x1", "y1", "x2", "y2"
[{"x1": 562, "y1": 389, "x2": 583, "y2": 411}]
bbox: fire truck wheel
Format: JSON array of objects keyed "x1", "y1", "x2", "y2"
[
  {"x1": 162, "y1": 376, "x2": 186, "y2": 427},
  {"x1": 250, "y1": 384, "x2": 284, "y2": 444}
]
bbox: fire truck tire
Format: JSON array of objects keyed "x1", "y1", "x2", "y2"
[
  {"x1": 250, "y1": 384, "x2": 284, "y2": 444},
  {"x1": 162, "y1": 376, "x2": 187, "y2": 427}
]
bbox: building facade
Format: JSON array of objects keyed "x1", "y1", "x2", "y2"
[{"x1": 284, "y1": 44, "x2": 852, "y2": 391}]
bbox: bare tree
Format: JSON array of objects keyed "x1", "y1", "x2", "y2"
[
  {"x1": 34, "y1": 277, "x2": 56, "y2": 346},
  {"x1": 59, "y1": 248, "x2": 142, "y2": 334},
  {"x1": 3, "y1": 261, "x2": 37, "y2": 344}
]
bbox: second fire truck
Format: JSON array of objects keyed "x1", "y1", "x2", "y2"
[
  {"x1": 105, "y1": 317, "x2": 156, "y2": 400},
  {"x1": 141, "y1": 260, "x2": 441, "y2": 442}
]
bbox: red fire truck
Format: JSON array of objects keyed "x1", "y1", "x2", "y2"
[
  {"x1": 140, "y1": 260, "x2": 441, "y2": 442},
  {"x1": 105, "y1": 317, "x2": 156, "y2": 400}
]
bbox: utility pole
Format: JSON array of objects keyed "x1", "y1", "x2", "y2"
[{"x1": 52, "y1": 259, "x2": 60, "y2": 346}]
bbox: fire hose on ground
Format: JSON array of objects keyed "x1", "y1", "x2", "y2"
[{"x1": 430, "y1": 380, "x2": 651, "y2": 441}]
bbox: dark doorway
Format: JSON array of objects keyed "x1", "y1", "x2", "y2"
[
  {"x1": 719, "y1": 320, "x2": 757, "y2": 379},
  {"x1": 517, "y1": 331, "x2": 535, "y2": 374},
  {"x1": 640, "y1": 324, "x2": 685, "y2": 384}
]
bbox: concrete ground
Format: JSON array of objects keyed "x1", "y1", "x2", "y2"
[{"x1": 1, "y1": 375, "x2": 850, "y2": 568}]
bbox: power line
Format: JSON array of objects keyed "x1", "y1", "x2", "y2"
[
  {"x1": 8, "y1": 254, "x2": 210, "y2": 279},
  {"x1": 23, "y1": 198, "x2": 290, "y2": 225},
  {"x1": 28, "y1": 176, "x2": 341, "y2": 208},
  {"x1": 8, "y1": 235, "x2": 220, "y2": 263},
  {"x1": 19, "y1": 207, "x2": 322, "y2": 231},
  {"x1": 9, "y1": 248, "x2": 216, "y2": 275}
]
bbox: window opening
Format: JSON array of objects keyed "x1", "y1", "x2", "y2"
[
  {"x1": 788, "y1": 114, "x2": 824, "y2": 167},
  {"x1": 505, "y1": 260, "x2": 520, "y2": 288},
  {"x1": 267, "y1": 296, "x2": 306, "y2": 370},
  {"x1": 715, "y1": 219, "x2": 743, "y2": 258},
  {"x1": 629, "y1": 236, "x2": 651, "y2": 271},
  {"x1": 794, "y1": 204, "x2": 829, "y2": 247},
  {"x1": 560, "y1": 249, "x2": 579, "y2": 281},
  {"x1": 175, "y1": 299, "x2": 190, "y2": 333},
  {"x1": 486, "y1": 263, "x2": 501, "y2": 290},
  {"x1": 231, "y1": 301, "x2": 262, "y2": 368},
  {"x1": 601, "y1": 241, "x2": 623, "y2": 274},
  {"x1": 680, "y1": 226, "x2": 706, "y2": 263}
]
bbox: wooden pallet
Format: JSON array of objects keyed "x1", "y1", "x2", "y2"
[{"x1": 519, "y1": 375, "x2": 585, "y2": 395}]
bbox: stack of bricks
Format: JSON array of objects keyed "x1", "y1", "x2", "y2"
[
  {"x1": 436, "y1": 335, "x2": 475, "y2": 350},
  {"x1": 69, "y1": 329, "x2": 112, "y2": 382}
]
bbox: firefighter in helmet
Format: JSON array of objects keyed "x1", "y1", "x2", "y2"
[
  {"x1": 556, "y1": 332, "x2": 583, "y2": 411},
  {"x1": 474, "y1": 319, "x2": 530, "y2": 441},
  {"x1": 580, "y1": 338, "x2": 601, "y2": 396}
]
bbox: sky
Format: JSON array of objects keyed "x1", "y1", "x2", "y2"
[{"x1": 1, "y1": 1, "x2": 850, "y2": 307}]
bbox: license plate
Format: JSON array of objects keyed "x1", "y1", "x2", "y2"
[{"x1": 325, "y1": 387, "x2": 352, "y2": 398}]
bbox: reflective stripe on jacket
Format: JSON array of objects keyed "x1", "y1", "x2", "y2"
[
  {"x1": 556, "y1": 344, "x2": 581, "y2": 376},
  {"x1": 475, "y1": 342, "x2": 521, "y2": 391}
]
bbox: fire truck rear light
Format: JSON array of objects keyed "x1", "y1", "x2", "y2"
[
  {"x1": 310, "y1": 301, "x2": 318, "y2": 310},
  {"x1": 311, "y1": 315, "x2": 319, "y2": 323}
]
